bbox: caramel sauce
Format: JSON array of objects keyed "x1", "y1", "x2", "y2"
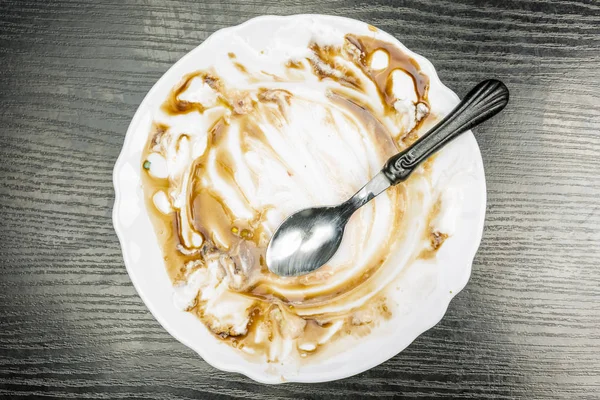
[
  {"x1": 141, "y1": 32, "x2": 441, "y2": 360},
  {"x1": 345, "y1": 34, "x2": 430, "y2": 110},
  {"x1": 140, "y1": 172, "x2": 197, "y2": 283},
  {"x1": 418, "y1": 196, "x2": 450, "y2": 260},
  {"x1": 161, "y1": 72, "x2": 208, "y2": 115},
  {"x1": 328, "y1": 91, "x2": 397, "y2": 160},
  {"x1": 233, "y1": 61, "x2": 248, "y2": 74},
  {"x1": 150, "y1": 122, "x2": 169, "y2": 148},
  {"x1": 285, "y1": 60, "x2": 305, "y2": 70},
  {"x1": 161, "y1": 72, "x2": 235, "y2": 116},
  {"x1": 308, "y1": 43, "x2": 363, "y2": 90}
]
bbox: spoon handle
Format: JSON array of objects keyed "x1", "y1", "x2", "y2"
[{"x1": 382, "y1": 79, "x2": 509, "y2": 185}]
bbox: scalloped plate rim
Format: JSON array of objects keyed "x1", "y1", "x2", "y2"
[{"x1": 112, "y1": 14, "x2": 487, "y2": 384}]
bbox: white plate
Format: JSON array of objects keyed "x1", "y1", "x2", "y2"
[{"x1": 113, "y1": 14, "x2": 486, "y2": 384}]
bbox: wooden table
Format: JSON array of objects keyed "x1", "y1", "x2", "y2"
[{"x1": 1, "y1": 1, "x2": 599, "y2": 398}]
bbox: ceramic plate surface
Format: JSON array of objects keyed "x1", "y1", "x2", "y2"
[{"x1": 113, "y1": 14, "x2": 486, "y2": 384}]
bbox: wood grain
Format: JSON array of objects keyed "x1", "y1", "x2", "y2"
[{"x1": 0, "y1": 0, "x2": 599, "y2": 398}]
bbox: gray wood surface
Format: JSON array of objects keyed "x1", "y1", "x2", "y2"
[{"x1": 1, "y1": 0, "x2": 599, "y2": 398}]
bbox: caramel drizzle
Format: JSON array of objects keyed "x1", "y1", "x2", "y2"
[
  {"x1": 345, "y1": 34, "x2": 430, "y2": 109},
  {"x1": 141, "y1": 34, "x2": 444, "y2": 357}
]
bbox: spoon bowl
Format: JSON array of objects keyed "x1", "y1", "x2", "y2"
[{"x1": 266, "y1": 206, "x2": 346, "y2": 276}]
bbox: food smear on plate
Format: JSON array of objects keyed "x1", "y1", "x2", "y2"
[{"x1": 141, "y1": 27, "x2": 457, "y2": 363}]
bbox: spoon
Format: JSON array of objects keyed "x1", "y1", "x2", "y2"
[{"x1": 266, "y1": 79, "x2": 509, "y2": 277}]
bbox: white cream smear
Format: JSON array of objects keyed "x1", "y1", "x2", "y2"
[{"x1": 140, "y1": 24, "x2": 459, "y2": 363}]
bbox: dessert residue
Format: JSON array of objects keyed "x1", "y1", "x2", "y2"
[{"x1": 141, "y1": 33, "x2": 451, "y2": 363}]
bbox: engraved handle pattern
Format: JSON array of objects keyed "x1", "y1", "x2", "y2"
[{"x1": 383, "y1": 79, "x2": 509, "y2": 184}]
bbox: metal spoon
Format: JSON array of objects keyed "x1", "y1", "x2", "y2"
[{"x1": 266, "y1": 79, "x2": 509, "y2": 277}]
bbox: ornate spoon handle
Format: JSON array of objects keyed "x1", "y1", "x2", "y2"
[{"x1": 383, "y1": 79, "x2": 509, "y2": 184}]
